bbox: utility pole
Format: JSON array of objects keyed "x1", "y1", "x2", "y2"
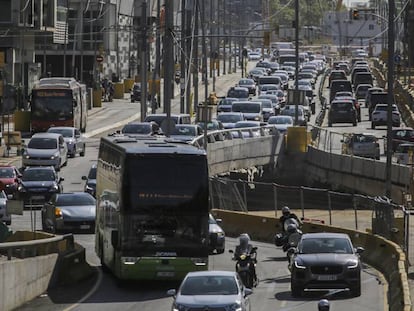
[
  {"x1": 385, "y1": 0, "x2": 395, "y2": 197},
  {"x1": 180, "y1": 0, "x2": 186, "y2": 113},
  {"x1": 140, "y1": 1, "x2": 148, "y2": 121},
  {"x1": 185, "y1": 0, "x2": 192, "y2": 114},
  {"x1": 294, "y1": 0, "x2": 299, "y2": 125},
  {"x1": 156, "y1": 0, "x2": 161, "y2": 111},
  {"x1": 164, "y1": 0, "x2": 174, "y2": 135},
  {"x1": 193, "y1": 0, "x2": 199, "y2": 116}
]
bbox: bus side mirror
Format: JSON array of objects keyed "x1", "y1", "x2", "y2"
[{"x1": 111, "y1": 230, "x2": 118, "y2": 248}]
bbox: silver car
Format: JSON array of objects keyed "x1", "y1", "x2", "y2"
[
  {"x1": 41, "y1": 192, "x2": 96, "y2": 233},
  {"x1": 167, "y1": 271, "x2": 252, "y2": 311},
  {"x1": 22, "y1": 132, "x2": 68, "y2": 171},
  {"x1": 47, "y1": 126, "x2": 85, "y2": 158},
  {"x1": 0, "y1": 190, "x2": 10, "y2": 225}
]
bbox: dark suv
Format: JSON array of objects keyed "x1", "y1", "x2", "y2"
[
  {"x1": 130, "y1": 83, "x2": 141, "y2": 103},
  {"x1": 82, "y1": 163, "x2": 97, "y2": 198},
  {"x1": 328, "y1": 99, "x2": 358, "y2": 127},
  {"x1": 17, "y1": 166, "x2": 64, "y2": 207}
]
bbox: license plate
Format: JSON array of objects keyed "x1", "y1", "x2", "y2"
[
  {"x1": 317, "y1": 275, "x2": 337, "y2": 281},
  {"x1": 157, "y1": 271, "x2": 175, "y2": 277},
  {"x1": 80, "y1": 224, "x2": 90, "y2": 230},
  {"x1": 31, "y1": 195, "x2": 44, "y2": 200}
]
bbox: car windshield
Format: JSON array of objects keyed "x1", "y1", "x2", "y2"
[
  {"x1": 88, "y1": 166, "x2": 97, "y2": 179},
  {"x1": 217, "y1": 114, "x2": 243, "y2": 123},
  {"x1": 261, "y1": 101, "x2": 272, "y2": 108},
  {"x1": 352, "y1": 134, "x2": 376, "y2": 143},
  {"x1": 269, "y1": 117, "x2": 293, "y2": 124},
  {"x1": 235, "y1": 122, "x2": 259, "y2": 128},
  {"x1": 122, "y1": 124, "x2": 151, "y2": 134},
  {"x1": 56, "y1": 194, "x2": 96, "y2": 206},
  {"x1": 299, "y1": 237, "x2": 353, "y2": 254},
  {"x1": 48, "y1": 128, "x2": 73, "y2": 138},
  {"x1": 171, "y1": 126, "x2": 196, "y2": 136},
  {"x1": 22, "y1": 169, "x2": 55, "y2": 181},
  {"x1": 28, "y1": 138, "x2": 57, "y2": 149},
  {"x1": 0, "y1": 167, "x2": 15, "y2": 178},
  {"x1": 180, "y1": 276, "x2": 238, "y2": 295}
]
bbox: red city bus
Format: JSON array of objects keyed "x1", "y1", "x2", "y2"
[{"x1": 30, "y1": 77, "x2": 88, "y2": 133}]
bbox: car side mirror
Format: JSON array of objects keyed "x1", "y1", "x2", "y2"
[
  {"x1": 356, "y1": 246, "x2": 365, "y2": 254},
  {"x1": 82, "y1": 175, "x2": 87, "y2": 180},
  {"x1": 244, "y1": 288, "x2": 253, "y2": 296},
  {"x1": 73, "y1": 100, "x2": 78, "y2": 107},
  {"x1": 167, "y1": 289, "x2": 176, "y2": 297},
  {"x1": 228, "y1": 249, "x2": 234, "y2": 254},
  {"x1": 215, "y1": 218, "x2": 222, "y2": 224},
  {"x1": 59, "y1": 177, "x2": 65, "y2": 183}
]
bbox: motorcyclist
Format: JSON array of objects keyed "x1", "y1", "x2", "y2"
[
  {"x1": 279, "y1": 206, "x2": 302, "y2": 233},
  {"x1": 233, "y1": 233, "x2": 258, "y2": 285},
  {"x1": 318, "y1": 299, "x2": 330, "y2": 311}
]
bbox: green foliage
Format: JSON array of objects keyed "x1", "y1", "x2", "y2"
[{"x1": 269, "y1": 0, "x2": 334, "y2": 29}]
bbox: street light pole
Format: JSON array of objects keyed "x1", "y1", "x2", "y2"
[
  {"x1": 385, "y1": 0, "x2": 395, "y2": 197},
  {"x1": 294, "y1": 0, "x2": 299, "y2": 125}
]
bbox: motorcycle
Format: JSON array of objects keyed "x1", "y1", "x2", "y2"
[
  {"x1": 274, "y1": 218, "x2": 302, "y2": 252},
  {"x1": 229, "y1": 247, "x2": 258, "y2": 288}
]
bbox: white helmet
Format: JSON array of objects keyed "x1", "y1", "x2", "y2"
[{"x1": 282, "y1": 206, "x2": 290, "y2": 215}]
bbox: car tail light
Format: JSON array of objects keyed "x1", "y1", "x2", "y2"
[{"x1": 55, "y1": 207, "x2": 62, "y2": 218}]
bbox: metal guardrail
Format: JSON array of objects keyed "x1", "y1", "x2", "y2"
[
  {"x1": 191, "y1": 124, "x2": 280, "y2": 148},
  {"x1": 0, "y1": 233, "x2": 74, "y2": 260}
]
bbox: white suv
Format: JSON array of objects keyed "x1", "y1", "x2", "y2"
[{"x1": 371, "y1": 104, "x2": 401, "y2": 129}]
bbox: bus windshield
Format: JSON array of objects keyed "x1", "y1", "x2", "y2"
[
  {"x1": 31, "y1": 90, "x2": 73, "y2": 121},
  {"x1": 121, "y1": 155, "x2": 208, "y2": 252}
]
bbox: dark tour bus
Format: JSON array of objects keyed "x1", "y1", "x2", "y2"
[{"x1": 95, "y1": 135, "x2": 209, "y2": 281}]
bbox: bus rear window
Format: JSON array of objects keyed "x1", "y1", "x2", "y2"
[{"x1": 124, "y1": 156, "x2": 208, "y2": 210}]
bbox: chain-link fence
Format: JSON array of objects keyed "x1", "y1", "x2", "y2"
[{"x1": 210, "y1": 176, "x2": 412, "y2": 261}]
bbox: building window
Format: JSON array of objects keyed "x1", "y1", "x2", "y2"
[{"x1": 369, "y1": 24, "x2": 374, "y2": 30}]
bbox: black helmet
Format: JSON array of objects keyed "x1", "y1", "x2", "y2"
[
  {"x1": 286, "y1": 223, "x2": 297, "y2": 233},
  {"x1": 318, "y1": 299, "x2": 330, "y2": 311},
  {"x1": 282, "y1": 206, "x2": 290, "y2": 215}
]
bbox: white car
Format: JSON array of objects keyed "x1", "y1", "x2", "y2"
[
  {"x1": 167, "y1": 271, "x2": 253, "y2": 311},
  {"x1": 268, "y1": 115, "x2": 293, "y2": 133},
  {"x1": 47, "y1": 126, "x2": 86, "y2": 158},
  {"x1": 341, "y1": 133, "x2": 380, "y2": 160},
  {"x1": 371, "y1": 104, "x2": 401, "y2": 129},
  {"x1": 22, "y1": 133, "x2": 68, "y2": 171}
]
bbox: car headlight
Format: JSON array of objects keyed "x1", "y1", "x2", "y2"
[
  {"x1": 55, "y1": 207, "x2": 62, "y2": 218},
  {"x1": 172, "y1": 303, "x2": 189, "y2": 311},
  {"x1": 294, "y1": 260, "x2": 306, "y2": 269},
  {"x1": 347, "y1": 260, "x2": 359, "y2": 269},
  {"x1": 49, "y1": 184, "x2": 59, "y2": 192},
  {"x1": 18, "y1": 185, "x2": 26, "y2": 192},
  {"x1": 85, "y1": 185, "x2": 95, "y2": 192},
  {"x1": 23, "y1": 154, "x2": 30, "y2": 159},
  {"x1": 227, "y1": 303, "x2": 242, "y2": 311},
  {"x1": 254, "y1": 116, "x2": 260, "y2": 121}
]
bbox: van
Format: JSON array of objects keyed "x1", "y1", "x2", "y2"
[
  {"x1": 353, "y1": 72, "x2": 373, "y2": 90},
  {"x1": 257, "y1": 76, "x2": 281, "y2": 89},
  {"x1": 367, "y1": 91, "x2": 388, "y2": 120},
  {"x1": 231, "y1": 101, "x2": 263, "y2": 121},
  {"x1": 329, "y1": 79, "x2": 352, "y2": 103}
]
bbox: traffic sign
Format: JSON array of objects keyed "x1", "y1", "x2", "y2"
[{"x1": 96, "y1": 55, "x2": 104, "y2": 63}]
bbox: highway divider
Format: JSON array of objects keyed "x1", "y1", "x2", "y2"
[
  {"x1": 212, "y1": 209, "x2": 411, "y2": 311},
  {"x1": 0, "y1": 231, "x2": 94, "y2": 311}
]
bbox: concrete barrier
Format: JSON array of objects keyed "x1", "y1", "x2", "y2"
[
  {"x1": 0, "y1": 254, "x2": 58, "y2": 311},
  {"x1": 0, "y1": 232, "x2": 94, "y2": 310},
  {"x1": 212, "y1": 209, "x2": 412, "y2": 311}
]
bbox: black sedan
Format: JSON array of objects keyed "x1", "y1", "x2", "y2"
[
  {"x1": 17, "y1": 166, "x2": 64, "y2": 207},
  {"x1": 290, "y1": 232, "x2": 364, "y2": 297},
  {"x1": 237, "y1": 78, "x2": 257, "y2": 96},
  {"x1": 41, "y1": 192, "x2": 96, "y2": 233}
]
